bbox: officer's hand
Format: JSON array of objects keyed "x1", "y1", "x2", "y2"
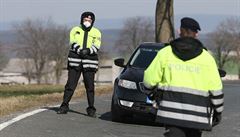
[
  {"x1": 139, "y1": 82, "x2": 155, "y2": 95},
  {"x1": 78, "y1": 49, "x2": 90, "y2": 58},
  {"x1": 148, "y1": 92, "x2": 156, "y2": 100},
  {"x1": 212, "y1": 111, "x2": 222, "y2": 127},
  {"x1": 148, "y1": 91, "x2": 162, "y2": 100},
  {"x1": 80, "y1": 49, "x2": 90, "y2": 56},
  {"x1": 218, "y1": 69, "x2": 226, "y2": 77}
]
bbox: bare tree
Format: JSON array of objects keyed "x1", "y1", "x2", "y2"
[
  {"x1": 19, "y1": 58, "x2": 35, "y2": 84},
  {"x1": 155, "y1": 0, "x2": 175, "y2": 43},
  {"x1": 115, "y1": 17, "x2": 154, "y2": 55},
  {"x1": 208, "y1": 30, "x2": 234, "y2": 69},
  {"x1": 15, "y1": 19, "x2": 69, "y2": 84},
  {"x1": 95, "y1": 47, "x2": 110, "y2": 84},
  {"x1": 225, "y1": 17, "x2": 240, "y2": 78},
  {"x1": 0, "y1": 42, "x2": 9, "y2": 70},
  {"x1": 15, "y1": 19, "x2": 53, "y2": 84},
  {"x1": 208, "y1": 18, "x2": 240, "y2": 72},
  {"x1": 0, "y1": 43, "x2": 4, "y2": 70},
  {"x1": 47, "y1": 25, "x2": 68, "y2": 84}
]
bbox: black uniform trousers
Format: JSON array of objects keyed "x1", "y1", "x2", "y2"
[
  {"x1": 164, "y1": 126, "x2": 202, "y2": 137},
  {"x1": 62, "y1": 66, "x2": 95, "y2": 109}
]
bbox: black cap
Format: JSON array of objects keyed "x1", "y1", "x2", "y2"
[{"x1": 181, "y1": 17, "x2": 201, "y2": 32}]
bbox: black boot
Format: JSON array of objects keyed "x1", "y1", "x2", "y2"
[
  {"x1": 86, "y1": 107, "x2": 96, "y2": 118},
  {"x1": 57, "y1": 103, "x2": 69, "y2": 114}
]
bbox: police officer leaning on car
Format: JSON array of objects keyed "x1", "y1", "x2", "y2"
[
  {"x1": 57, "y1": 11, "x2": 101, "y2": 117},
  {"x1": 143, "y1": 17, "x2": 224, "y2": 137}
]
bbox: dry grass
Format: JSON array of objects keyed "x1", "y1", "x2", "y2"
[
  {"x1": 0, "y1": 84, "x2": 64, "y2": 97},
  {"x1": 0, "y1": 85, "x2": 113, "y2": 117}
]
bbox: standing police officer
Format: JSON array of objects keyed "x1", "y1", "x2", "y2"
[
  {"x1": 57, "y1": 11, "x2": 101, "y2": 117},
  {"x1": 143, "y1": 17, "x2": 223, "y2": 137}
]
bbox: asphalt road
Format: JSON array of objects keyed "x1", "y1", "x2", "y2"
[{"x1": 0, "y1": 83, "x2": 239, "y2": 137}]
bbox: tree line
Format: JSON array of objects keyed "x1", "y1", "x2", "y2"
[
  {"x1": 0, "y1": 1, "x2": 239, "y2": 83},
  {"x1": 14, "y1": 19, "x2": 69, "y2": 84},
  {"x1": 114, "y1": 0, "x2": 240, "y2": 78},
  {"x1": 208, "y1": 17, "x2": 240, "y2": 78},
  {"x1": 0, "y1": 17, "x2": 239, "y2": 84},
  {"x1": 0, "y1": 19, "x2": 109, "y2": 84}
]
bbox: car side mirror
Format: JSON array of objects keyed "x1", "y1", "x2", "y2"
[
  {"x1": 218, "y1": 69, "x2": 226, "y2": 77},
  {"x1": 114, "y1": 58, "x2": 125, "y2": 68}
]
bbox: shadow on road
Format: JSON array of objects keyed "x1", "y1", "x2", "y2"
[
  {"x1": 99, "y1": 111, "x2": 163, "y2": 127},
  {"x1": 43, "y1": 107, "x2": 88, "y2": 116},
  {"x1": 43, "y1": 107, "x2": 163, "y2": 127}
]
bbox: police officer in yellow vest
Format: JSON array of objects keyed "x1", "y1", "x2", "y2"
[
  {"x1": 57, "y1": 12, "x2": 101, "y2": 117},
  {"x1": 143, "y1": 17, "x2": 223, "y2": 137}
]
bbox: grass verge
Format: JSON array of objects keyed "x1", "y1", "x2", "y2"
[
  {"x1": 0, "y1": 84, "x2": 64, "y2": 97},
  {"x1": 0, "y1": 85, "x2": 113, "y2": 117}
]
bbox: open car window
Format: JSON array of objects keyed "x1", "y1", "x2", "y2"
[{"x1": 129, "y1": 48, "x2": 160, "y2": 69}]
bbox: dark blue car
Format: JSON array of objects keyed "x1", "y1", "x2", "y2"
[{"x1": 111, "y1": 43, "x2": 165, "y2": 122}]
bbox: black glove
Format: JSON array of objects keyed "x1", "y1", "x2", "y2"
[
  {"x1": 139, "y1": 82, "x2": 154, "y2": 95},
  {"x1": 78, "y1": 49, "x2": 90, "y2": 58},
  {"x1": 218, "y1": 69, "x2": 226, "y2": 77},
  {"x1": 148, "y1": 92, "x2": 156, "y2": 100},
  {"x1": 138, "y1": 82, "x2": 162, "y2": 100},
  {"x1": 212, "y1": 111, "x2": 222, "y2": 127},
  {"x1": 81, "y1": 49, "x2": 90, "y2": 55},
  {"x1": 148, "y1": 90, "x2": 162, "y2": 100}
]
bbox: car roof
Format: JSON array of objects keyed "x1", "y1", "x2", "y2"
[{"x1": 138, "y1": 42, "x2": 165, "y2": 49}]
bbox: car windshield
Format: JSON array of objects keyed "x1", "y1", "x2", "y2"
[{"x1": 129, "y1": 47, "x2": 160, "y2": 69}]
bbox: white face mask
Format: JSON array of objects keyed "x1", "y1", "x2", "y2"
[{"x1": 83, "y1": 21, "x2": 91, "y2": 28}]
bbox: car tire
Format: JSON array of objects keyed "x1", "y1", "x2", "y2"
[{"x1": 111, "y1": 100, "x2": 125, "y2": 122}]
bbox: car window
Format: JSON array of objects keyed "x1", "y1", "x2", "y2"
[{"x1": 129, "y1": 48, "x2": 159, "y2": 69}]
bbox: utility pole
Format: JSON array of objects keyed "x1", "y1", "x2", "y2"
[{"x1": 155, "y1": 0, "x2": 175, "y2": 43}]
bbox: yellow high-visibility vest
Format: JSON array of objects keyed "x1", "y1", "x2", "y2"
[
  {"x1": 70, "y1": 26, "x2": 101, "y2": 49},
  {"x1": 144, "y1": 45, "x2": 223, "y2": 130},
  {"x1": 144, "y1": 45, "x2": 222, "y2": 93}
]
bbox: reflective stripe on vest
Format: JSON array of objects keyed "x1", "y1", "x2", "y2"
[
  {"x1": 210, "y1": 90, "x2": 223, "y2": 96},
  {"x1": 83, "y1": 64, "x2": 98, "y2": 69},
  {"x1": 69, "y1": 63, "x2": 80, "y2": 67},
  {"x1": 157, "y1": 110, "x2": 209, "y2": 124},
  {"x1": 158, "y1": 85, "x2": 209, "y2": 97},
  {"x1": 161, "y1": 100, "x2": 208, "y2": 113},
  {"x1": 68, "y1": 58, "x2": 82, "y2": 62},
  {"x1": 82, "y1": 59, "x2": 98, "y2": 64}
]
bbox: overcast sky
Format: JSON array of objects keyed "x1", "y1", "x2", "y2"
[
  {"x1": 0, "y1": 0, "x2": 239, "y2": 31},
  {"x1": 0, "y1": 0, "x2": 239, "y2": 24}
]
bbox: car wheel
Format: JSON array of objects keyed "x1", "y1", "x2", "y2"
[{"x1": 111, "y1": 100, "x2": 124, "y2": 122}]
